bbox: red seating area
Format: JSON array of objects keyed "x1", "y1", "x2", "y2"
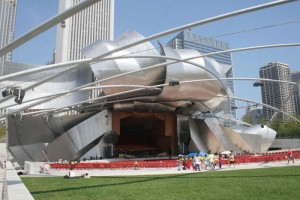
[
  {"x1": 50, "y1": 150, "x2": 300, "y2": 170},
  {"x1": 50, "y1": 159, "x2": 178, "y2": 170},
  {"x1": 233, "y1": 150, "x2": 300, "y2": 164},
  {"x1": 50, "y1": 163, "x2": 71, "y2": 169}
]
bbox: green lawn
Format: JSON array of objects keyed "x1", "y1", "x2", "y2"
[{"x1": 22, "y1": 166, "x2": 300, "y2": 200}]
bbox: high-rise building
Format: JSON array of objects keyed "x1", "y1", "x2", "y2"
[
  {"x1": 167, "y1": 30, "x2": 236, "y2": 120},
  {"x1": 40, "y1": 0, "x2": 114, "y2": 110},
  {"x1": 55, "y1": 0, "x2": 114, "y2": 63},
  {"x1": 259, "y1": 62, "x2": 296, "y2": 121},
  {"x1": 291, "y1": 70, "x2": 300, "y2": 115},
  {"x1": 0, "y1": 0, "x2": 17, "y2": 75}
]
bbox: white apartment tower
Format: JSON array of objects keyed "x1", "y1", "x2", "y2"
[
  {"x1": 0, "y1": 0, "x2": 17, "y2": 75},
  {"x1": 259, "y1": 62, "x2": 296, "y2": 121},
  {"x1": 55, "y1": 0, "x2": 114, "y2": 63}
]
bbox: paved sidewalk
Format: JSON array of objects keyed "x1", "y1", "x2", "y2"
[
  {"x1": 32, "y1": 160, "x2": 299, "y2": 177},
  {"x1": 0, "y1": 143, "x2": 7, "y2": 200},
  {"x1": 1, "y1": 143, "x2": 34, "y2": 200},
  {"x1": 1, "y1": 142, "x2": 299, "y2": 200}
]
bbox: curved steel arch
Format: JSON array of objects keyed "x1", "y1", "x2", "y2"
[
  {"x1": 1, "y1": 43, "x2": 299, "y2": 84},
  {"x1": 0, "y1": 1, "x2": 296, "y2": 105},
  {"x1": 1, "y1": 42, "x2": 299, "y2": 110},
  {"x1": 181, "y1": 77, "x2": 299, "y2": 86},
  {"x1": 2, "y1": 56, "x2": 299, "y2": 121},
  {"x1": 0, "y1": 53, "x2": 230, "y2": 119},
  {"x1": 216, "y1": 95, "x2": 300, "y2": 124},
  {"x1": 16, "y1": 77, "x2": 300, "y2": 125},
  {"x1": 0, "y1": 0, "x2": 102, "y2": 57}
]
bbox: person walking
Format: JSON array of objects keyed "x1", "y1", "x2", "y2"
[
  {"x1": 182, "y1": 157, "x2": 187, "y2": 170},
  {"x1": 287, "y1": 148, "x2": 295, "y2": 164},
  {"x1": 133, "y1": 161, "x2": 139, "y2": 170},
  {"x1": 209, "y1": 153, "x2": 215, "y2": 170},
  {"x1": 229, "y1": 151, "x2": 235, "y2": 168},
  {"x1": 218, "y1": 153, "x2": 223, "y2": 169},
  {"x1": 204, "y1": 154, "x2": 209, "y2": 170},
  {"x1": 193, "y1": 154, "x2": 201, "y2": 171},
  {"x1": 177, "y1": 158, "x2": 181, "y2": 171}
]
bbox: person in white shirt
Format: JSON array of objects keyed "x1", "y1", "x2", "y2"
[{"x1": 193, "y1": 155, "x2": 201, "y2": 171}]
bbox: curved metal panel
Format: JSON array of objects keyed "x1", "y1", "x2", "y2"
[
  {"x1": 7, "y1": 112, "x2": 98, "y2": 147},
  {"x1": 235, "y1": 124, "x2": 276, "y2": 152},
  {"x1": 188, "y1": 118, "x2": 276, "y2": 154},
  {"x1": 113, "y1": 101, "x2": 176, "y2": 113},
  {"x1": 158, "y1": 46, "x2": 228, "y2": 111},
  {"x1": 220, "y1": 125, "x2": 259, "y2": 153},
  {"x1": 0, "y1": 61, "x2": 93, "y2": 109},
  {"x1": 33, "y1": 65, "x2": 93, "y2": 109},
  {"x1": 8, "y1": 144, "x2": 48, "y2": 167},
  {"x1": 45, "y1": 110, "x2": 112, "y2": 162},
  {"x1": 188, "y1": 118, "x2": 209, "y2": 152},
  {"x1": 82, "y1": 30, "x2": 165, "y2": 97}
]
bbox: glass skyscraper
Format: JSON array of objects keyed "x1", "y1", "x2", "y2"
[{"x1": 167, "y1": 30, "x2": 236, "y2": 121}]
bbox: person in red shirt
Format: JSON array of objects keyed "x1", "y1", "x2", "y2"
[
  {"x1": 218, "y1": 153, "x2": 223, "y2": 169},
  {"x1": 287, "y1": 148, "x2": 295, "y2": 164}
]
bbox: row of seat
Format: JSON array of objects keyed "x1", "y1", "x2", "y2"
[
  {"x1": 50, "y1": 152, "x2": 300, "y2": 170},
  {"x1": 234, "y1": 151, "x2": 300, "y2": 163},
  {"x1": 50, "y1": 160, "x2": 178, "y2": 170}
]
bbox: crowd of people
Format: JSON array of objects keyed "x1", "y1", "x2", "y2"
[
  {"x1": 176, "y1": 148, "x2": 297, "y2": 171},
  {"x1": 177, "y1": 150, "x2": 235, "y2": 171}
]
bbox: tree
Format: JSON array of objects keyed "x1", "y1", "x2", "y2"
[
  {"x1": 269, "y1": 115, "x2": 300, "y2": 138},
  {"x1": 0, "y1": 124, "x2": 6, "y2": 138},
  {"x1": 241, "y1": 113, "x2": 252, "y2": 125}
]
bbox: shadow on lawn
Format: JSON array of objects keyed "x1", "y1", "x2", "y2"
[{"x1": 30, "y1": 172, "x2": 300, "y2": 195}]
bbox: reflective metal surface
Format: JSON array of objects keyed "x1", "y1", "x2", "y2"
[
  {"x1": 6, "y1": 30, "x2": 278, "y2": 164},
  {"x1": 83, "y1": 30, "x2": 165, "y2": 97},
  {"x1": 187, "y1": 117, "x2": 276, "y2": 153},
  {"x1": 45, "y1": 110, "x2": 112, "y2": 162}
]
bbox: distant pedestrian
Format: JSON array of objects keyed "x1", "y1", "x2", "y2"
[
  {"x1": 133, "y1": 161, "x2": 139, "y2": 170},
  {"x1": 193, "y1": 154, "x2": 201, "y2": 171},
  {"x1": 287, "y1": 148, "x2": 295, "y2": 164},
  {"x1": 204, "y1": 154, "x2": 209, "y2": 170},
  {"x1": 182, "y1": 157, "x2": 187, "y2": 170},
  {"x1": 229, "y1": 151, "x2": 235, "y2": 168},
  {"x1": 218, "y1": 154, "x2": 223, "y2": 169},
  {"x1": 177, "y1": 158, "x2": 181, "y2": 171},
  {"x1": 209, "y1": 153, "x2": 215, "y2": 170}
]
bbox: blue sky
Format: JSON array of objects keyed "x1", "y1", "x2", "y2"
[{"x1": 12, "y1": 0, "x2": 300, "y2": 119}]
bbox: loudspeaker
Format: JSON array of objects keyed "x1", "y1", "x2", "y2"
[
  {"x1": 106, "y1": 146, "x2": 113, "y2": 158},
  {"x1": 13, "y1": 88, "x2": 25, "y2": 97},
  {"x1": 180, "y1": 132, "x2": 191, "y2": 143},
  {"x1": 13, "y1": 88, "x2": 25, "y2": 104},
  {"x1": 14, "y1": 96, "x2": 24, "y2": 104},
  {"x1": 2, "y1": 90, "x2": 12, "y2": 97},
  {"x1": 169, "y1": 80, "x2": 180, "y2": 86}
]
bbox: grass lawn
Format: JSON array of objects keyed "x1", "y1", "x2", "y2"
[{"x1": 22, "y1": 166, "x2": 300, "y2": 200}]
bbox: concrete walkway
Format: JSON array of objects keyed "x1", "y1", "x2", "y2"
[
  {"x1": 1, "y1": 143, "x2": 34, "y2": 200},
  {"x1": 5, "y1": 161, "x2": 34, "y2": 200},
  {"x1": 29, "y1": 159, "x2": 299, "y2": 177},
  {"x1": 0, "y1": 142, "x2": 299, "y2": 200},
  {"x1": 0, "y1": 143, "x2": 8, "y2": 200}
]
